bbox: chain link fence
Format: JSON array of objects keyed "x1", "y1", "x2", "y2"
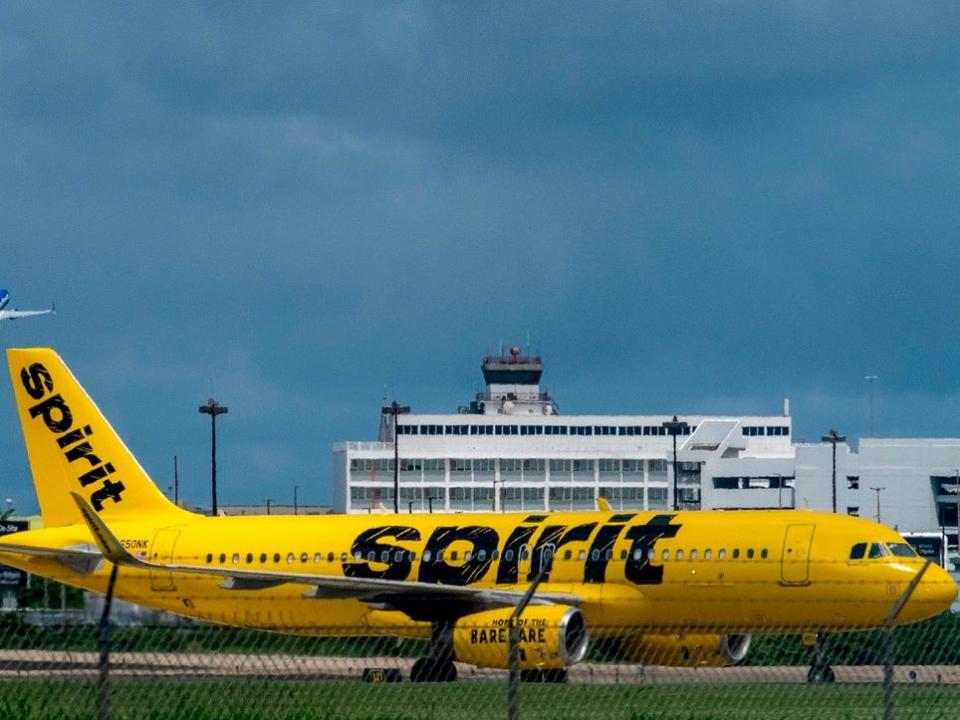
[{"x1": 1, "y1": 581, "x2": 959, "y2": 720}]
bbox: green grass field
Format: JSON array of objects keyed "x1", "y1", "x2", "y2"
[{"x1": 0, "y1": 680, "x2": 959, "y2": 720}]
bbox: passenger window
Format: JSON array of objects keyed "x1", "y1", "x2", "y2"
[
  {"x1": 591, "y1": 549, "x2": 600, "y2": 561},
  {"x1": 633, "y1": 549, "x2": 643, "y2": 562},
  {"x1": 339, "y1": 552, "x2": 348, "y2": 562},
  {"x1": 718, "y1": 549, "x2": 726, "y2": 560},
  {"x1": 353, "y1": 551, "x2": 362, "y2": 562},
  {"x1": 746, "y1": 549, "x2": 755, "y2": 560},
  {"x1": 423, "y1": 550, "x2": 432, "y2": 563},
  {"x1": 491, "y1": 550, "x2": 500, "y2": 561},
  {"x1": 504, "y1": 550, "x2": 513, "y2": 562},
  {"x1": 477, "y1": 549, "x2": 487, "y2": 562},
  {"x1": 689, "y1": 549, "x2": 697, "y2": 560},
  {"x1": 564, "y1": 549, "x2": 572, "y2": 560},
  {"x1": 245, "y1": 553, "x2": 253, "y2": 564},
  {"x1": 205, "y1": 553, "x2": 213, "y2": 563},
  {"x1": 410, "y1": 551, "x2": 417, "y2": 561},
  {"x1": 450, "y1": 551, "x2": 459, "y2": 561},
  {"x1": 732, "y1": 549, "x2": 740, "y2": 559},
  {"x1": 676, "y1": 549, "x2": 684, "y2": 560},
  {"x1": 219, "y1": 553, "x2": 226, "y2": 563},
  {"x1": 380, "y1": 551, "x2": 390, "y2": 563},
  {"x1": 260, "y1": 553, "x2": 267, "y2": 563},
  {"x1": 621, "y1": 549, "x2": 628, "y2": 561},
  {"x1": 232, "y1": 553, "x2": 240, "y2": 564},
  {"x1": 578, "y1": 550, "x2": 586, "y2": 561},
  {"x1": 520, "y1": 547, "x2": 529, "y2": 561},
  {"x1": 647, "y1": 548, "x2": 655, "y2": 561},
  {"x1": 273, "y1": 553, "x2": 280, "y2": 563},
  {"x1": 605, "y1": 549, "x2": 613, "y2": 561},
  {"x1": 436, "y1": 550, "x2": 445, "y2": 562},
  {"x1": 327, "y1": 552, "x2": 335, "y2": 563},
  {"x1": 662, "y1": 549, "x2": 669, "y2": 561},
  {"x1": 760, "y1": 549, "x2": 768, "y2": 559},
  {"x1": 704, "y1": 549, "x2": 712, "y2": 560}
]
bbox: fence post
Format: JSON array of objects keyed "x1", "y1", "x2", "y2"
[
  {"x1": 882, "y1": 560, "x2": 931, "y2": 720},
  {"x1": 97, "y1": 564, "x2": 119, "y2": 720},
  {"x1": 508, "y1": 552, "x2": 555, "y2": 720}
]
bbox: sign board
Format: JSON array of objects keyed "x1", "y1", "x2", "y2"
[
  {"x1": 0, "y1": 521, "x2": 28, "y2": 588},
  {"x1": 904, "y1": 533, "x2": 945, "y2": 567}
]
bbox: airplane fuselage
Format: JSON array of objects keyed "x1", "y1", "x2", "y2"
[{"x1": 4, "y1": 507, "x2": 951, "y2": 637}]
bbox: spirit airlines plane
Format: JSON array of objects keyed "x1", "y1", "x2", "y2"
[
  {"x1": 0, "y1": 349, "x2": 956, "y2": 682},
  {"x1": 0, "y1": 290, "x2": 54, "y2": 322}
]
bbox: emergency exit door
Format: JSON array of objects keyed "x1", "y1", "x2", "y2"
[{"x1": 780, "y1": 524, "x2": 815, "y2": 586}]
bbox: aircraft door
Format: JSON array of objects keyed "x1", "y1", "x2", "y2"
[
  {"x1": 149, "y1": 528, "x2": 181, "y2": 591},
  {"x1": 780, "y1": 524, "x2": 815, "y2": 586}
]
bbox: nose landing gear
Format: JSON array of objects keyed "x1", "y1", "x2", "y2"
[{"x1": 807, "y1": 634, "x2": 835, "y2": 684}]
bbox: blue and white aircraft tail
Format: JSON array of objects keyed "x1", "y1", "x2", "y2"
[{"x1": 0, "y1": 289, "x2": 55, "y2": 321}]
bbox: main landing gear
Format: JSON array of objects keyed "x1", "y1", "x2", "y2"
[
  {"x1": 410, "y1": 622, "x2": 458, "y2": 683},
  {"x1": 519, "y1": 668, "x2": 568, "y2": 683},
  {"x1": 807, "y1": 634, "x2": 835, "y2": 684}
]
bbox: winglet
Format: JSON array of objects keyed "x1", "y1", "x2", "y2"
[
  {"x1": 70, "y1": 492, "x2": 136, "y2": 565},
  {"x1": 597, "y1": 496, "x2": 612, "y2": 513}
]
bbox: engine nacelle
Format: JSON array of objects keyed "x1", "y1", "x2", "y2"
[
  {"x1": 452, "y1": 606, "x2": 589, "y2": 670},
  {"x1": 618, "y1": 633, "x2": 751, "y2": 667}
]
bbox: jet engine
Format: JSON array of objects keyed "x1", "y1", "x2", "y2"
[
  {"x1": 615, "y1": 633, "x2": 752, "y2": 667},
  {"x1": 452, "y1": 605, "x2": 589, "y2": 670}
]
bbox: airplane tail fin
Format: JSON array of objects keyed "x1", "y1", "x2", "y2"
[{"x1": 6, "y1": 348, "x2": 188, "y2": 527}]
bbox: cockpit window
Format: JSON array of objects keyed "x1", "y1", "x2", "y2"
[
  {"x1": 868, "y1": 543, "x2": 886, "y2": 559},
  {"x1": 849, "y1": 542, "x2": 866, "y2": 560},
  {"x1": 887, "y1": 543, "x2": 918, "y2": 558}
]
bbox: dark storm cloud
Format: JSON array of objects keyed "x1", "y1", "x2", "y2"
[{"x1": 2, "y1": 3, "x2": 960, "y2": 509}]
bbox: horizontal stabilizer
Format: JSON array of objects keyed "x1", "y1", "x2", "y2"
[{"x1": 0, "y1": 541, "x2": 102, "y2": 575}]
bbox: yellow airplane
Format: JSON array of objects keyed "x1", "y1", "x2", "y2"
[{"x1": 0, "y1": 348, "x2": 956, "y2": 683}]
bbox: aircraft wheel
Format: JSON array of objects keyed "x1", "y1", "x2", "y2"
[
  {"x1": 520, "y1": 668, "x2": 567, "y2": 683},
  {"x1": 410, "y1": 658, "x2": 458, "y2": 683},
  {"x1": 807, "y1": 665, "x2": 836, "y2": 684}
]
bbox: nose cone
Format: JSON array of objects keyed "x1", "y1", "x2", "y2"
[{"x1": 904, "y1": 563, "x2": 958, "y2": 622}]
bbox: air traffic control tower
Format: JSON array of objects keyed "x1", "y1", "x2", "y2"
[{"x1": 468, "y1": 346, "x2": 557, "y2": 416}]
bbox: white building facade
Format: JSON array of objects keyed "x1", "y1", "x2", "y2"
[{"x1": 333, "y1": 350, "x2": 795, "y2": 516}]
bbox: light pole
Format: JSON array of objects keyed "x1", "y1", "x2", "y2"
[
  {"x1": 172, "y1": 455, "x2": 179, "y2": 507},
  {"x1": 265, "y1": 499, "x2": 272, "y2": 516},
  {"x1": 954, "y1": 469, "x2": 960, "y2": 559},
  {"x1": 663, "y1": 416, "x2": 689, "y2": 511},
  {"x1": 493, "y1": 479, "x2": 504, "y2": 512},
  {"x1": 293, "y1": 485, "x2": 299, "y2": 515},
  {"x1": 198, "y1": 398, "x2": 228, "y2": 516},
  {"x1": 381, "y1": 401, "x2": 411, "y2": 514},
  {"x1": 865, "y1": 375, "x2": 879, "y2": 436},
  {"x1": 870, "y1": 486, "x2": 886, "y2": 523},
  {"x1": 821, "y1": 429, "x2": 846, "y2": 513}
]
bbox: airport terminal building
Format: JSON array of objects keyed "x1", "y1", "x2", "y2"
[{"x1": 333, "y1": 350, "x2": 960, "y2": 566}]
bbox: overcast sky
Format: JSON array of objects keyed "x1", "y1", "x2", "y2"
[{"x1": 2, "y1": 3, "x2": 960, "y2": 512}]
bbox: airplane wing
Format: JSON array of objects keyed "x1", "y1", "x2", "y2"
[
  {"x1": 70, "y1": 494, "x2": 582, "y2": 621},
  {"x1": 0, "y1": 309, "x2": 54, "y2": 321}
]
